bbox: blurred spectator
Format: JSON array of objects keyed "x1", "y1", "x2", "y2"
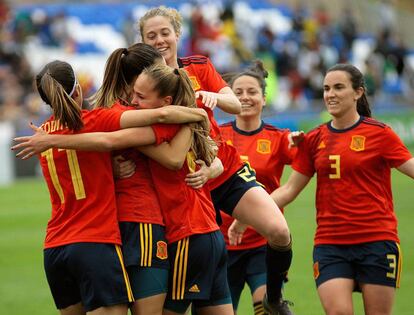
[
  {"x1": 0, "y1": 0, "x2": 9, "y2": 28},
  {"x1": 220, "y1": 3, "x2": 252, "y2": 65},
  {"x1": 338, "y1": 6, "x2": 357, "y2": 56},
  {"x1": 122, "y1": 12, "x2": 137, "y2": 46},
  {"x1": 378, "y1": 0, "x2": 397, "y2": 35},
  {"x1": 364, "y1": 56, "x2": 382, "y2": 96},
  {"x1": 0, "y1": 0, "x2": 413, "y2": 126}
]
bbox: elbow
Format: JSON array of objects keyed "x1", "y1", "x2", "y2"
[
  {"x1": 162, "y1": 155, "x2": 185, "y2": 170},
  {"x1": 233, "y1": 104, "x2": 242, "y2": 114},
  {"x1": 166, "y1": 159, "x2": 185, "y2": 171},
  {"x1": 98, "y1": 138, "x2": 117, "y2": 152},
  {"x1": 228, "y1": 99, "x2": 241, "y2": 114},
  {"x1": 231, "y1": 97, "x2": 242, "y2": 114}
]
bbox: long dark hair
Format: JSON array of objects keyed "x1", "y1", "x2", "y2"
[
  {"x1": 90, "y1": 43, "x2": 163, "y2": 108},
  {"x1": 36, "y1": 60, "x2": 83, "y2": 131},
  {"x1": 326, "y1": 63, "x2": 371, "y2": 117}
]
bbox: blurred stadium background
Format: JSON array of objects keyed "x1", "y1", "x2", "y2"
[
  {"x1": 1, "y1": 0, "x2": 414, "y2": 184},
  {"x1": 0, "y1": 0, "x2": 414, "y2": 314}
]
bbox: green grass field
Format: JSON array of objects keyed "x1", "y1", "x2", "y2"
[{"x1": 0, "y1": 170, "x2": 413, "y2": 314}]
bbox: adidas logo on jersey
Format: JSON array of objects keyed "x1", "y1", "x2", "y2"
[
  {"x1": 189, "y1": 284, "x2": 200, "y2": 293},
  {"x1": 318, "y1": 141, "x2": 326, "y2": 149}
]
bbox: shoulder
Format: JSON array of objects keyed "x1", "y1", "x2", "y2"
[
  {"x1": 179, "y1": 55, "x2": 209, "y2": 66},
  {"x1": 306, "y1": 123, "x2": 326, "y2": 138},
  {"x1": 219, "y1": 121, "x2": 233, "y2": 129},
  {"x1": 360, "y1": 116, "x2": 387, "y2": 129},
  {"x1": 263, "y1": 123, "x2": 287, "y2": 134}
]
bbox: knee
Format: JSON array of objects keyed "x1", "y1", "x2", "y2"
[
  {"x1": 326, "y1": 309, "x2": 353, "y2": 315},
  {"x1": 266, "y1": 222, "x2": 291, "y2": 247}
]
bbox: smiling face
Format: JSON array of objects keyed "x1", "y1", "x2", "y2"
[
  {"x1": 131, "y1": 73, "x2": 171, "y2": 109},
  {"x1": 232, "y1": 75, "x2": 265, "y2": 119},
  {"x1": 141, "y1": 16, "x2": 179, "y2": 68},
  {"x1": 323, "y1": 70, "x2": 363, "y2": 118}
]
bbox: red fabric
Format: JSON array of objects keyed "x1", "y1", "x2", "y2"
[
  {"x1": 40, "y1": 108, "x2": 122, "y2": 248},
  {"x1": 219, "y1": 122, "x2": 296, "y2": 250},
  {"x1": 292, "y1": 117, "x2": 412, "y2": 245},
  {"x1": 150, "y1": 124, "x2": 219, "y2": 243},
  {"x1": 179, "y1": 55, "x2": 244, "y2": 190},
  {"x1": 111, "y1": 102, "x2": 164, "y2": 225}
]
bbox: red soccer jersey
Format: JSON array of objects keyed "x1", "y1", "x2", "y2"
[
  {"x1": 39, "y1": 108, "x2": 123, "y2": 248},
  {"x1": 219, "y1": 121, "x2": 296, "y2": 250},
  {"x1": 292, "y1": 117, "x2": 412, "y2": 245},
  {"x1": 111, "y1": 101, "x2": 164, "y2": 225},
  {"x1": 179, "y1": 55, "x2": 244, "y2": 190},
  {"x1": 148, "y1": 123, "x2": 219, "y2": 243}
]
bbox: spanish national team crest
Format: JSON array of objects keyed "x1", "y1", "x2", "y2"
[
  {"x1": 189, "y1": 76, "x2": 201, "y2": 91},
  {"x1": 350, "y1": 135, "x2": 366, "y2": 151},
  {"x1": 257, "y1": 139, "x2": 271, "y2": 154},
  {"x1": 156, "y1": 241, "x2": 168, "y2": 260}
]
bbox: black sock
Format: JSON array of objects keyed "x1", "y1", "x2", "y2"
[
  {"x1": 265, "y1": 239, "x2": 292, "y2": 303},
  {"x1": 254, "y1": 301, "x2": 266, "y2": 315}
]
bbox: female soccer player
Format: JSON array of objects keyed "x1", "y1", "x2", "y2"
[
  {"x1": 133, "y1": 63, "x2": 233, "y2": 315},
  {"x1": 13, "y1": 59, "x2": 208, "y2": 315},
  {"x1": 219, "y1": 60, "x2": 297, "y2": 314},
  {"x1": 271, "y1": 63, "x2": 414, "y2": 315},
  {"x1": 18, "y1": 63, "x2": 232, "y2": 315},
  {"x1": 139, "y1": 7, "x2": 293, "y2": 314}
]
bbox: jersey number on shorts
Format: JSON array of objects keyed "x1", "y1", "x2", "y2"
[
  {"x1": 41, "y1": 149, "x2": 86, "y2": 203},
  {"x1": 386, "y1": 254, "x2": 397, "y2": 279},
  {"x1": 329, "y1": 155, "x2": 341, "y2": 179},
  {"x1": 237, "y1": 163, "x2": 256, "y2": 182}
]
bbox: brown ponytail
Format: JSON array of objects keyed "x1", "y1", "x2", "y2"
[
  {"x1": 36, "y1": 60, "x2": 83, "y2": 131},
  {"x1": 90, "y1": 43, "x2": 164, "y2": 108}
]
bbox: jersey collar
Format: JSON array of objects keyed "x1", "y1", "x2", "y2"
[
  {"x1": 327, "y1": 116, "x2": 364, "y2": 133},
  {"x1": 232, "y1": 120, "x2": 265, "y2": 135}
]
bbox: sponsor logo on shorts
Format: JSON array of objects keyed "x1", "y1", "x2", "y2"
[
  {"x1": 189, "y1": 284, "x2": 200, "y2": 293},
  {"x1": 156, "y1": 241, "x2": 168, "y2": 260}
]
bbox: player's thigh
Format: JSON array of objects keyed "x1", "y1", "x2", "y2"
[
  {"x1": 195, "y1": 303, "x2": 233, "y2": 315},
  {"x1": 317, "y1": 278, "x2": 354, "y2": 315},
  {"x1": 131, "y1": 292, "x2": 167, "y2": 315},
  {"x1": 128, "y1": 266, "x2": 168, "y2": 315},
  {"x1": 87, "y1": 304, "x2": 128, "y2": 315},
  {"x1": 232, "y1": 186, "x2": 289, "y2": 244},
  {"x1": 360, "y1": 283, "x2": 395, "y2": 315},
  {"x1": 59, "y1": 303, "x2": 85, "y2": 315}
]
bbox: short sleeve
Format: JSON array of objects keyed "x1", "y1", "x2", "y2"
[
  {"x1": 151, "y1": 124, "x2": 181, "y2": 145},
  {"x1": 92, "y1": 108, "x2": 124, "y2": 132},
  {"x1": 291, "y1": 133, "x2": 315, "y2": 177},
  {"x1": 381, "y1": 126, "x2": 412, "y2": 168},
  {"x1": 279, "y1": 130, "x2": 297, "y2": 165}
]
